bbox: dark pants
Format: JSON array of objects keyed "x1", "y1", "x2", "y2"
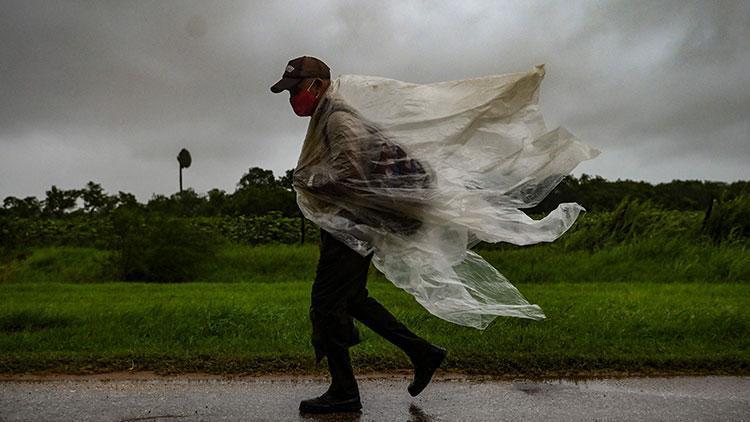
[{"x1": 310, "y1": 228, "x2": 431, "y2": 395}]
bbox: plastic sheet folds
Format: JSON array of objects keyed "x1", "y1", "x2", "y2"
[{"x1": 292, "y1": 65, "x2": 601, "y2": 329}]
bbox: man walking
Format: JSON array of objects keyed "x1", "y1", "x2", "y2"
[{"x1": 270, "y1": 56, "x2": 447, "y2": 414}]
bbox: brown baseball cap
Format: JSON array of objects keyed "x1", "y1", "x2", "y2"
[{"x1": 270, "y1": 56, "x2": 330, "y2": 93}]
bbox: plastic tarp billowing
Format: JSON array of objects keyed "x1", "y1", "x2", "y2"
[{"x1": 292, "y1": 65, "x2": 601, "y2": 329}]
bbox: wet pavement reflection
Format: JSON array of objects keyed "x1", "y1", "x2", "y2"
[{"x1": 1, "y1": 374, "x2": 748, "y2": 421}]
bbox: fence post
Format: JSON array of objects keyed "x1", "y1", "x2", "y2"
[{"x1": 300, "y1": 210, "x2": 305, "y2": 245}]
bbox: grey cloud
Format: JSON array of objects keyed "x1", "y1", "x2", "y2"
[{"x1": 1, "y1": 0, "x2": 747, "y2": 201}]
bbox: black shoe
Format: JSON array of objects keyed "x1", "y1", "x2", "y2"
[
  {"x1": 299, "y1": 390, "x2": 362, "y2": 414},
  {"x1": 408, "y1": 344, "x2": 447, "y2": 397}
]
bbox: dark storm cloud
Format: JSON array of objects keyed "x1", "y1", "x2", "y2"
[
  {"x1": 556, "y1": 1, "x2": 750, "y2": 161},
  {"x1": 1, "y1": 0, "x2": 747, "y2": 201}
]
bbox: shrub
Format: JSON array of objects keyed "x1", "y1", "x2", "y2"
[
  {"x1": 702, "y1": 194, "x2": 750, "y2": 243},
  {"x1": 0, "y1": 214, "x2": 113, "y2": 259},
  {"x1": 515, "y1": 198, "x2": 704, "y2": 253},
  {"x1": 0, "y1": 212, "x2": 319, "y2": 256},
  {"x1": 192, "y1": 211, "x2": 319, "y2": 245},
  {"x1": 109, "y1": 209, "x2": 225, "y2": 282},
  {"x1": 6, "y1": 246, "x2": 117, "y2": 283}
]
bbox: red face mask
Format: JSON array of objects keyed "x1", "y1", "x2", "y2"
[{"x1": 289, "y1": 81, "x2": 318, "y2": 117}]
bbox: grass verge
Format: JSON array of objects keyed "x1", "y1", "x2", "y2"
[
  {"x1": 3, "y1": 238, "x2": 748, "y2": 284},
  {"x1": 1, "y1": 281, "x2": 748, "y2": 377}
]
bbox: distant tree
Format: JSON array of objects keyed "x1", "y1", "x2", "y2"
[
  {"x1": 228, "y1": 167, "x2": 298, "y2": 216},
  {"x1": 115, "y1": 191, "x2": 141, "y2": 209},
  {"x1": 146, "y1": 194, "x2": 175, "y2": 215},
  {"x1": 206, "y1": 188, "x2": 229, "y2": 216},
  {"x1": 653, "y1": 180, "x2": 729, "y2": 210},
  {"x1": 729, "y1": 181, "x2": 750, "y2": 199},
  {"x1": 5, "y1": 170, "x2": 745, "y2": 221},
  {"x1": 42, "y1": 185, "x2": 80, "y2": 218},
  {"x1": 527, "y1": 175, "x2": 749, "y2": 214},
  {"x1": 237, "y1": 167, "x2": 277, "y2": 190},
  {"x1": 172, "y1": 188, "x2": 205, "y2": 217},
  {"x1": 226, "y1": 186, "x2": 295, "y2": 216},
  {"x1": 276, "y1": 168, "x2": 305, "y2": 242},
  {"x1": 146, "y1": 189, "x2": 207, "y2": 217},
  {"x1": 80, "y1": 181, "x2": 108, "y2": 214},
  {"x1": 277, "y1": 168, "x2": 295, "y2": 191},
  {"x1": 2, "y1": 196, "x2": 42, "y2": 218}
]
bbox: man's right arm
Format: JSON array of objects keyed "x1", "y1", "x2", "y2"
[{"x1": 303, "y1": 111, "x2": 371, "y2": 197}]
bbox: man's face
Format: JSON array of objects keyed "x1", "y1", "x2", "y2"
[
  {"x1": 288, "y1": 78, "x2": 316, "y2": 99},
  {"x1": 287, "y1": 78, "x2": 328, "y2": 117}
]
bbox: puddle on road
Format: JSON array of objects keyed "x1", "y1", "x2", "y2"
[{"x1": 510, "y1": 378, "x2": 588, "y2": 395}]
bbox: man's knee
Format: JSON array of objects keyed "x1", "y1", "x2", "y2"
[
  {"x1": 309, "y1": 306, "x2": 361, "y2": 348},
  {"x1": 345, "y1": 291, "x2": 376, "y2": 317}
]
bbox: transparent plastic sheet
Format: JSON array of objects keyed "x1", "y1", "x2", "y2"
[{"x1": 292, "y1": 65, "x2": 601, "y2": 329}]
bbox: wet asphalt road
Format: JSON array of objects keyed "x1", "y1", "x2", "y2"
[{"x1": 1, "y1": 374, "x2": 748, "y2": 421}]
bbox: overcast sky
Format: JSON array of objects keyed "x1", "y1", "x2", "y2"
[{"x1": 1, "y1": 0, "x2": 748, "y2": 202}]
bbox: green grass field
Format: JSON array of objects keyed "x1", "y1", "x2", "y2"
[
  {"x1": 1, "y1": 277, "x2": 748, "y2": 376},
  {"x1": 1, "y1": 238, "x2": 748, "y2": 376},
  {"x1": 5, "y1": 236, "x2": 748, "y2": 285}
]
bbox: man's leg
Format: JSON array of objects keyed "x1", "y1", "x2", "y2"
[
  {"x1": 340, "y1": 236, "x2": 447, "y2": 397},
  {"x1": 301, "y1": 229, "x2": 367, "y2": 413},
  {"x1": 299, "y1": 337, "x2": 362, "y2": 414},
  {"x1": 347, "y1": 294, "x2": 432, "y2": 361},
  {"x1": 323, "y1": 343, "x2": 359, "y2": 399}
]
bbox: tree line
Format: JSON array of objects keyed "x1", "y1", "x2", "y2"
[
  {"x1": 1, "y1": 167, "x2": 748, "y2": 219},
  {"x1": 531, "y1": 174, "x2": 748, "y2": 214}
]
